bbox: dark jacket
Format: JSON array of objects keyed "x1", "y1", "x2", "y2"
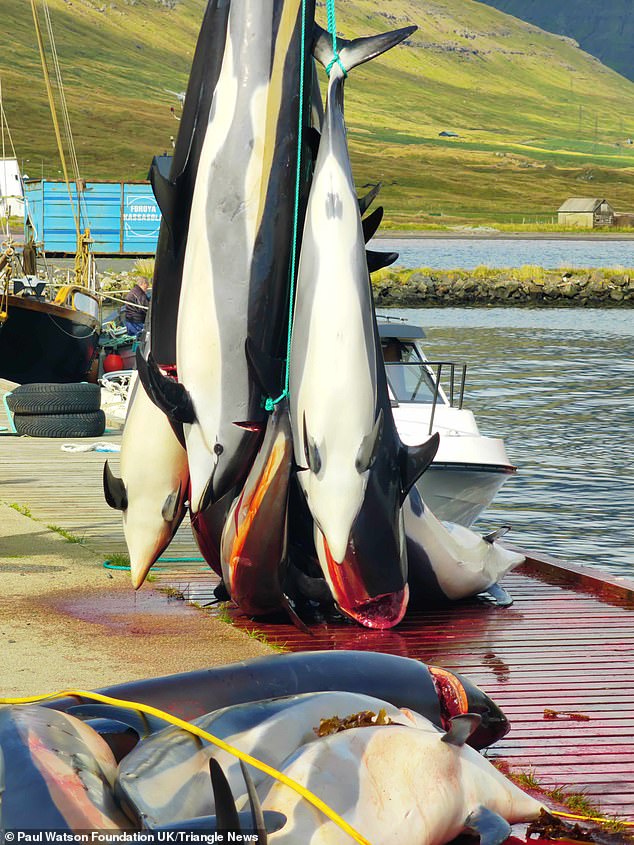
[{"x1": 125, "y1": 284, "x2": 149, "y2": 325}]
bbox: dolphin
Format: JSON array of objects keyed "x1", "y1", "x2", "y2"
[
  {"x1": 220, "y1": 400, "x2": 294, "y2": 618},
  {"x1": 103, "y1": 373, "x2": 189, "y2": 590},
  {"x1": 289, "y1": 23, "x2": 418, "y2": 568},
  {"x1": 116, "y1": 690, "x2": 435, "y2": 826},
  {"x1": 0, "y1": 706, "x2": 134, "y2": 830},
  {"x1": 145, "y1": 0, "x2": 232, "y2": 367},
  {"x1": 405, "y1": 487, "x2": 525, "y2": 607},
  {"x1": 44, "y1": 651, "x2": 509, "y2": 750},
  {"x1": 144, "y1": 0, "x2": 317, "y2": 513},
  {"x1": 260, "y1": 719, "x2": 544, "y2": 844}
]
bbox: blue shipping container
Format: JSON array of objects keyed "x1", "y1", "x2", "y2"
[{"x1": 24, "y1": 180, "x2": 161, "y2": 256}]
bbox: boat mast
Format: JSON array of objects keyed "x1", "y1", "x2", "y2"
[{"x1": 30, "y1": 0, "x2": 94, "y2": 291}]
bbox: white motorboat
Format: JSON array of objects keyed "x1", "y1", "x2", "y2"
[{"x1": 378, "y1": 319, "x2": 516, "y2": 527}]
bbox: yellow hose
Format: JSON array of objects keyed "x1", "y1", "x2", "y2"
[{"x1": 0, "y1": 689, "x2": 371, "y2": 844}]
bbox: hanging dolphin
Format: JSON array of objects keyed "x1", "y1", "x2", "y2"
[
  {"x1": 259, "y1": 718, "x2": 544, "y2": 844},
  {"x1": 103, "y1": 373, "x2": 189, "y2": 590},
  {"x1": 116, "y1": 690, "x2": 434, "y2": 827},
  {"x1": 220, "y1": 400, "x2": 295, "y2": 618},
  {"x1": 143, "y1": 0, "x2": 317, "y2": 514},
  {"x1": 405, "y1": 488, "x2": 525, "y2": 606},
  {"x1": 144, "y1": 0, "x2": 232, "y2": 367},
  {"x1": 289, "y1": 23, "x2": 418, "y2": 564},
  {"x1": 0, "y1": 706, "x2": 134, "y2": 830}
]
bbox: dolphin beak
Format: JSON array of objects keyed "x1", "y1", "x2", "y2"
[{"x1": 129, "y1": 558, "x2": 154, "y2": 590}]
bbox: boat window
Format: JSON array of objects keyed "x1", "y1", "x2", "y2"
[
  {"x1": 384, "y1": 362, "x2": 442, "y2": 404},
  {"x1": 73, "y1": 291, "x2": 99, "y2": 320},
  {"x1": 382, "y1": 339, "x2": 423, "y2": 364}
]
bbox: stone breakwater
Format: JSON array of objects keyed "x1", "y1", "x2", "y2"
[{"x1": 372, "y1": 268, "x2": 634, "y2": 307}]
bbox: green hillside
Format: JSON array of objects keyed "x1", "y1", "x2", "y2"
[
  {"x1": 4, "y1": 0, "x2": 634, "y2": 228},
  {"x1": 478, "y1": 1, "x2": 634, "y2": 84}
]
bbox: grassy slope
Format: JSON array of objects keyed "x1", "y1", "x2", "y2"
[{"x1": 4, "y1": 0, "x2": 634, "y2": 227}]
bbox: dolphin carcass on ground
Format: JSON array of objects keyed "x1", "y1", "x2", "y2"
[
  {"x1": 260, "y1": 716, "x2": 544, "y2": 844},
  {"x1": 405, "y1": 487, "x2": 525, "y2": 607},
  {"x1": 143, "y1": 0, "x2": 317, "y2": 515},
  {"x1": 103, "y1": 372, "x2": 189, "y2": 590}
]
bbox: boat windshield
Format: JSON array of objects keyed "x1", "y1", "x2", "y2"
[{"x1": 381, "y1": 339, "x2": 443, "y2": 405}]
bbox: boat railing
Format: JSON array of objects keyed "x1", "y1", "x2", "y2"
[
  {"x1": 425, "y1": 361, "x2": 468, "y2": 436},
  {"x1": 385, "y1": 360, "x2": 468, "y2": 435}
]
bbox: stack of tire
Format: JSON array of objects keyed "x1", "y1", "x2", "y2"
[{"x1": 7, "y1": 383, "x2": 106, "y2": 438}]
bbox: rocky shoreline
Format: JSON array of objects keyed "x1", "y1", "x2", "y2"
[{"x1": 372, "y1": 267, "x2": 634, "y2": 307}]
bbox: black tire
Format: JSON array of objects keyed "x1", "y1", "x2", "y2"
[
  {"x1": 7, "y1": 382, "x2": 101, "y2": 415},
  {"x1": 13, "y1": 411, "x2": 106, "y2": 438}
]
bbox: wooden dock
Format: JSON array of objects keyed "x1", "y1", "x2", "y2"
[{"x1": 2, "y1": 380, "x2": 634, "y2": 822}]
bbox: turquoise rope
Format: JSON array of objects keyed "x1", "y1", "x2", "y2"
[
  {"x1": 265, "y1": 0, "x2": 308, "y2": 412},
  {"x1": 325, "y1": 0, "x2": 347, "y2": 77},
  {"x1": 2, "y1": 392, "x2": 16, "y2": 434}
]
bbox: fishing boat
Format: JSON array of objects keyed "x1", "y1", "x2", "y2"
[
  {"x1": 378, "y1": 318, "x2": 516, "y2": 527},
  {"x1": 0, "y1": 7, "x2": 101, "y2": 385}
]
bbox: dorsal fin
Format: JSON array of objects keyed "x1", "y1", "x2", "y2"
[
  {"x1": 136, "y1": 348, "x2": 196, "y2": 425},
  {"x1": 209, "y1": 758, "x2": 240, "y2": 831},
  {"x1": 358, "y1": 182, "x2": 382, "y2": 215},
  {"x1": 399, "y1": 432, "x2": 440, "y2": 503},
  {"x1": 441, "y1": 713, "x2": 482, "y2": 747},
  {"x1": 362, "y1": 206, "x2": 384, "y2": 243},
  {"x1": 366, "y1": 249, "x2": 398, "y2": 273}
]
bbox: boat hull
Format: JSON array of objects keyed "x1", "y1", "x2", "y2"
[
  {"x1": 0, "y1": 296, "x2": 99, "y2": 384},
  {"x1": 418, "y1": 462, "x2": 515, "y2": 527}
]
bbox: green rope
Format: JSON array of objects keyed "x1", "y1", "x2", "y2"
[
  {"x1": 325, "y1": 0, "x2": 347, "y2": 77},
  {"x1": 265, "y1": 0, "x2": 308, "y2": 412}
]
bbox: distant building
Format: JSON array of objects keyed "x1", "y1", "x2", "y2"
[
  {"x1": 0, "y1": 158, "x2": 24, "y2": 218},
  {"x1": 557, "y1": 197, "x2": 615, "y2": 229}
]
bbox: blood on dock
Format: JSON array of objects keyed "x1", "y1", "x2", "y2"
[{"x1": 154, "y1": 551, "x2": 634, "y2": 820}]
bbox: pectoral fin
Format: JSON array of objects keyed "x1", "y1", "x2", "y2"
[
  {"x1": 399, "y1": 433, "x2": 440, "y2": 503},
  {"x1": 355, "y1": 409, "x2": 383, "y2": 472},
  {"x1": 209, "y1": 758, "x2": 240, "y2": 831},
  {"x1": 479, "y1": 584, "x2": 514, "y2": 608},
  {"x1": 162, "y1": 482, "x2": 182, "y2": 523},
  {"x1": 483, "y1": 526, "x2": 511, "y2": 544},
  {"x1": 464, "y1": 806, "x2": 512, "y2": 845},
  {"x1": 441, "y1": 713, "x2": 482, "y2": 747}
]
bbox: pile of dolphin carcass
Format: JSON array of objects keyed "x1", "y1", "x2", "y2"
[
  {"x1": 103, "y1": 0, "x2": 524, "y2": 630},
  {"x1": 1, "y1": 651, "x2": 550, "y2": 839}
]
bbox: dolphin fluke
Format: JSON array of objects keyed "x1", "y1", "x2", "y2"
[
  {"x1": 103, "y1": 461, "x2": 127, "y2": 511},
  {"x1": 136, "y1": 348, "x2": 196, "y2": 425},
  {"x1": 399, "y1": 432, "x2": 440, "y2": 502},
  {"x1": 314, "y1": 24, "x2": 417, "y2": 74},
  {"x1": 358, "y1": 182, "x2": 382, "y2": 215},
  {"x1": 366, "y1": 249, "x2": 399, "y2": 273}
]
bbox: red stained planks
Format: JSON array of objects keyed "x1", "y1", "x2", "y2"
[{"x1": 157, "y1": 553, "x2": 634, "y2": 821}]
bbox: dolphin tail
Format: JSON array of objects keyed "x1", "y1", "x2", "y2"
[
  {"x1": 136, "y1": 347, "x2": 196, "y2": 425},
  {"x1": 399, "y1": 432, "x2": 440, "y2": 503},
  {"x1": 313, "y1": 24, "x2": 417, "y2": 74}
]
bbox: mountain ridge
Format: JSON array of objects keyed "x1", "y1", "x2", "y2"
[{"x1": 3, "y1": 0, "x2": 634, "y2": 226}]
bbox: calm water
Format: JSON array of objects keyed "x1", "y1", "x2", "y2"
[
  {"x1": 374, "y1": 237, "x2": 634, "y2": 270},
  {"x1": 390, "y1": 307, "x2": 634, "y2": 579}
]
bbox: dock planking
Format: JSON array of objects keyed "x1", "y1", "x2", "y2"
[{"x1": 2, "y1": 381, "x2": 634, "y2": 821}]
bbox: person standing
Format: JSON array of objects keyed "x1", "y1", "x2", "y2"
[{"x1": 124, "y1": 278, "x2": 149, "y2": 336}]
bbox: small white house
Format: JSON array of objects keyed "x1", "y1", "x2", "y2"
[{"x1": 0, "y1": 157, "x2": 24, "y2": 218}]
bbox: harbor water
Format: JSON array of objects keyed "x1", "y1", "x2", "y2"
[
  {"x1": 390, "y1": 306, "x2": 634, "y2": 578},
  {"x1": 376, "y1": 237, "x2": 634, "y2": 270}
]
